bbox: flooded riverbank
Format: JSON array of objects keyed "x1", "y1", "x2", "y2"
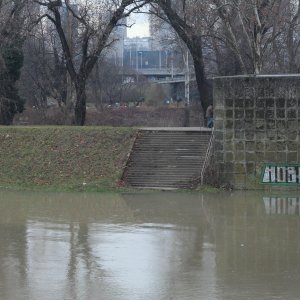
[{"x1": 0, "y1": 190, "x2": 299, "y2": 299}]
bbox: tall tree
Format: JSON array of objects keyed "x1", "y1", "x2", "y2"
[
  {"x1": 151, "y1": 0, "x2": 212, "y2": 113},
  {"x1": 272, "y1": 0, "x2": 300, "y2": 73},
  {"x1": 0, "y1": 0, "x2": 28, "y2": 125},
  {"x1": 35, "y1": 0, "x2": 148, "y2": 125},
  {"x1": 212, "y1": 0, "x2": 284, "y2": 74},
  {"x1": 19, "y1": 22, "x2": 67, "y2": 112}
]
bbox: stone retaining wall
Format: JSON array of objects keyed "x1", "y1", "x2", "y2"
[{"x1": 213, "y1": 75, "x2": 300, "y2": 189}]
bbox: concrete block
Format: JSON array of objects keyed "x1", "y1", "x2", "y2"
[
  {"x1": 225, "y1": 152, "x2": 234, "y2": 162},
  {"x1": 214, "y1": 141, "x2": 224, "y2": 151},
  {"x1": 287, "y1": 109, "x2": 297, "y2": 119},
  {"x1": 256, "y1": 141, "x2": 265, "y2": 152},
  {"x1": 225, "y1": 120, "x2": 234, "y2": 129},
  {"x1": 287, "y1": 98, "x2": 297, "y2": 107},
  {"x1": 265, "y1": 142, "x2": 278, "y2": 151},
  {"x1": 255, "y1": 119, "x2": 265, "y2": 130},
  {"x1": 214, "y1": 109, "x2": 225, "y2": 118},
  {"x1": 232, "y1": 174, "x2": 246, "y2": 188},
  {"x1": 287, "y1": 142, "x2": 298, "y2": 151},
  {"x1": 245, "y1": 131, "x2": 255, "y2": 140},
  {"x1": 246, "y1": 162, "x2": 256, "y2": 174},
  {"x1": 245, "y1": 99, "x2": 254, "y2": 108},
  {"x1": 235, "y1": 99, "x2": 245, "y2": 108},
  {"x1": 276, "y1": 98, "x2": 286, "y2": 108},
  {"x1": 214, "y1": 119, "x2": 224, "y2": 130},
  {"x1": 287, "y1": 120, "x2": 297, "y2": 130},
  {"x1": 214, "y1": 130, "x2": 224, "y2": 140},
  {"x1": 287, "y1": 152, "x2": 298, "y2": 163},
  {"x1": 225, "y1": 130, "x2": 234, "y2": 140},
  {"x1": 276, "y1": 109, "x2": 285, "y2": 119},
  {"x1": 266, "y1": 98, "x2": 275, "y2": 108},
  {"x1": 234, "y1": 130, "x2": 244, "y2": 139},
  {"x1": 245, "y1": 110, "x2": 254, "y2": 119},
  {"x1": 235, "y1": 151, "x2": 245, "y2": 161},
  {"x1": 224, "y1": 162, "x2": 234, "y2": 173},
  {"x1": 246, "y1": 141, "x2": 256, "y2": 151},
  {"x1": 267, "y1": 120, "x2": 276, "y2": 130},
  {"x1": 235, "y1": 109, "x2": 245, "y2": 119},
  {"x1": 225, "y1": 141, "x2": 234, "y2": 151},
  {"x1": 215, "y1": 151, "x2": 224, "y2": 162},
  {"x1": 235, "y1": 141, "x2": 245, "y2": 151},
  {"x1": 276, "y1": 142, "x2": 287, "y2": 151},
  {"x1": 251, "y1": 151, "x2": 263, "y2": 162},
  {"x1": 234, "y1": 163, "x2": 246, "y2": 173},
  {"x1": 226, "y1": 110, "x2": 233, "y2": 118},
  {"x1": 225, "y1": 98, "x2": 233, "y2": 108},
  {"x1": 256, "y1": 110, "x2": 265, "y2": 119},
  {"x1": 256, "y1": 130, "x2": 265, "y2": 140},
  {"x1": 288, "y1": 131, "x2": 298, "y2": 141},
  {"x1": 245, "y1": 151, "x2": 256, "y2": 161},
  {"x1": 265, "y1": 151, "x2": 278, "y2": 162},
  {"x1": 235, "y1": 120, "x2": 244, "y2": 130},
  {"x1": 256, "y1": 97, "x2": 266, "y2": 108},
  {"x1": 276, "y1": 151, "x2": 287, "y2": 162},
  {"x1": 277, "y1": 120, "x2": 286, "y2": 130}
]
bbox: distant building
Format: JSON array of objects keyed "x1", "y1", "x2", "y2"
[
  {"x1": 124, "y1": 37, "x2": 150, "y2": 51},
  {"x1": 149, "y1": 14, "x2": 175, "y2": 51},
  {"x1": 108, "y1": 18, "x2": 127, "y2": 66},
  {"x1": 123, "y1": 37, "x2": 183, "y2": 71}
]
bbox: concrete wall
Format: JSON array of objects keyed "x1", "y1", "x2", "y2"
[{"x1": 213, "y1": 75, "x2": 300, "y2": 189}]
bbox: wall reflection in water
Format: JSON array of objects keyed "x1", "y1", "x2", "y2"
[
  {"x1": 0, "y1": 190, "x2": 299, "y2": 300},
  {"x1": 264, "y1": 196, "x2": 300, "y2": 215}
]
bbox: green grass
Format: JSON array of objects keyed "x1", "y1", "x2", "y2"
[{"x1": 0, "y1": 126, "x2": 137, "y2": 192}]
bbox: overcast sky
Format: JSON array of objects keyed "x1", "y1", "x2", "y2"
[{"x1": 127, "y1": 13, "x2": 149, "y2": 38}]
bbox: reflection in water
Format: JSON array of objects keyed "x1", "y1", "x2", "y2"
[
  {"x1": 264, "y1": 197, "x2": 300, "y2": 215},
  {"x1": 0, "y1": 190, "x2": 300, "y2": 299}
]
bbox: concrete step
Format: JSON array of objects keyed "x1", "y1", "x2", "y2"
[
  {"x1": 122, "y1": 129, "x2": 211, "y2": 188},
  {"x1": 127, "y1": 170, "x2": 201, "y2": 175},
  {"x1": 127, "y1": 160, "x2": 203, "y2": 164}
]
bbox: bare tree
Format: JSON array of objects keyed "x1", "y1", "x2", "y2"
[
  {"x1": 212, "y1": 0, "x2": 286, "y2": 74},
  {"x1": 150, "y1": 0, "x2": 213, "y2": 113},
  {"x1": 273, "y1": 0, "x2": 300, "y2": 73},
  {"x1": 34, "y1": 0, "x2": 148, "y2": 125},
  {"x1": 19, "y1": 22, "x2": 68, "y2": 113},
  {"x1": 0, "y1": 0, "x2": 30, "y2": 124}
]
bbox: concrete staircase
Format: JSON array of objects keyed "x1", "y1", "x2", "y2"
[{"x1": 123, "y1": 128, "x2": 212, "y2": 189}]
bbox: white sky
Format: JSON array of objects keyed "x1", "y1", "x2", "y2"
[{"x1": 127, "y1": 13, "x2": 149, "y2": 38}]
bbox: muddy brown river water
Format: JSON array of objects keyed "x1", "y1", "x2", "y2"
[{"x1": 0, "y1": 189, "x2": 300, "y2": 299}]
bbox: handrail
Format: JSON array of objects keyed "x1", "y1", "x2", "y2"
[
  {"x1": 120, "y1": 130, "x2": 141, "y2": 183},
  {"x1": 200, "y1": 128, "x2": 214, "y2": 185}
]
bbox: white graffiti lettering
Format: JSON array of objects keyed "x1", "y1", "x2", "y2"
[{"x1": 262, "y1": 165, "x2": 300, "y2": 184}]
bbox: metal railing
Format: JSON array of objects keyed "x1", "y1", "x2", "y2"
[{"x1": 200, "y1": 129, "x2": 214, "y2": 185}]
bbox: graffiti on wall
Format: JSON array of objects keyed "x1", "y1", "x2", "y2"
[{"x1": 261, "y1": 164, "x2": 300, "y2": 185}]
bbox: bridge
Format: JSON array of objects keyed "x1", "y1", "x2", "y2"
[
  {"x1": 123, "y1": 67, "x2": 196, "y2": 103},
  {"x1": 123, "y1": 67, "x2": 188, "y2": 82}
]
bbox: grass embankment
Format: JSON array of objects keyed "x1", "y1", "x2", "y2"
[{"x1": 0, "y1": 126, "x2": 137, "y2": 192}]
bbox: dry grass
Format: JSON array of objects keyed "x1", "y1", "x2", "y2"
[
  {"x1": 0, "y1": 126, "x2": 136, "y2": 191},
  {"x1": 14, "y1": 105, "x2": 204, "y2": 127}
]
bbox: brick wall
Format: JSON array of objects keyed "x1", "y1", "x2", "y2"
[{"x1": 213, "y1": 75, "x2": 300, "y2": 189}]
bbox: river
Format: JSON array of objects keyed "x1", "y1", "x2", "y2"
[{"x1": 0, "y1": 189, "x2": 299, "y2": 299}]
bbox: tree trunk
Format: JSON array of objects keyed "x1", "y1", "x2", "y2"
[
  {"x1": 0, "y1": 99, "x2": 14, "y2": 125},
  {"x1": 154, "y1": 1, "x2": 211, "y2": 115},
  {"x1": 74, "y1": 81, "x2": 86, "y2": 126},
  {"x1": 189, "y1": 36, "x2": 212, "y2": 113},
  {"x1": 253, "y1": 32, "x2": 262, "y2": 74}
]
